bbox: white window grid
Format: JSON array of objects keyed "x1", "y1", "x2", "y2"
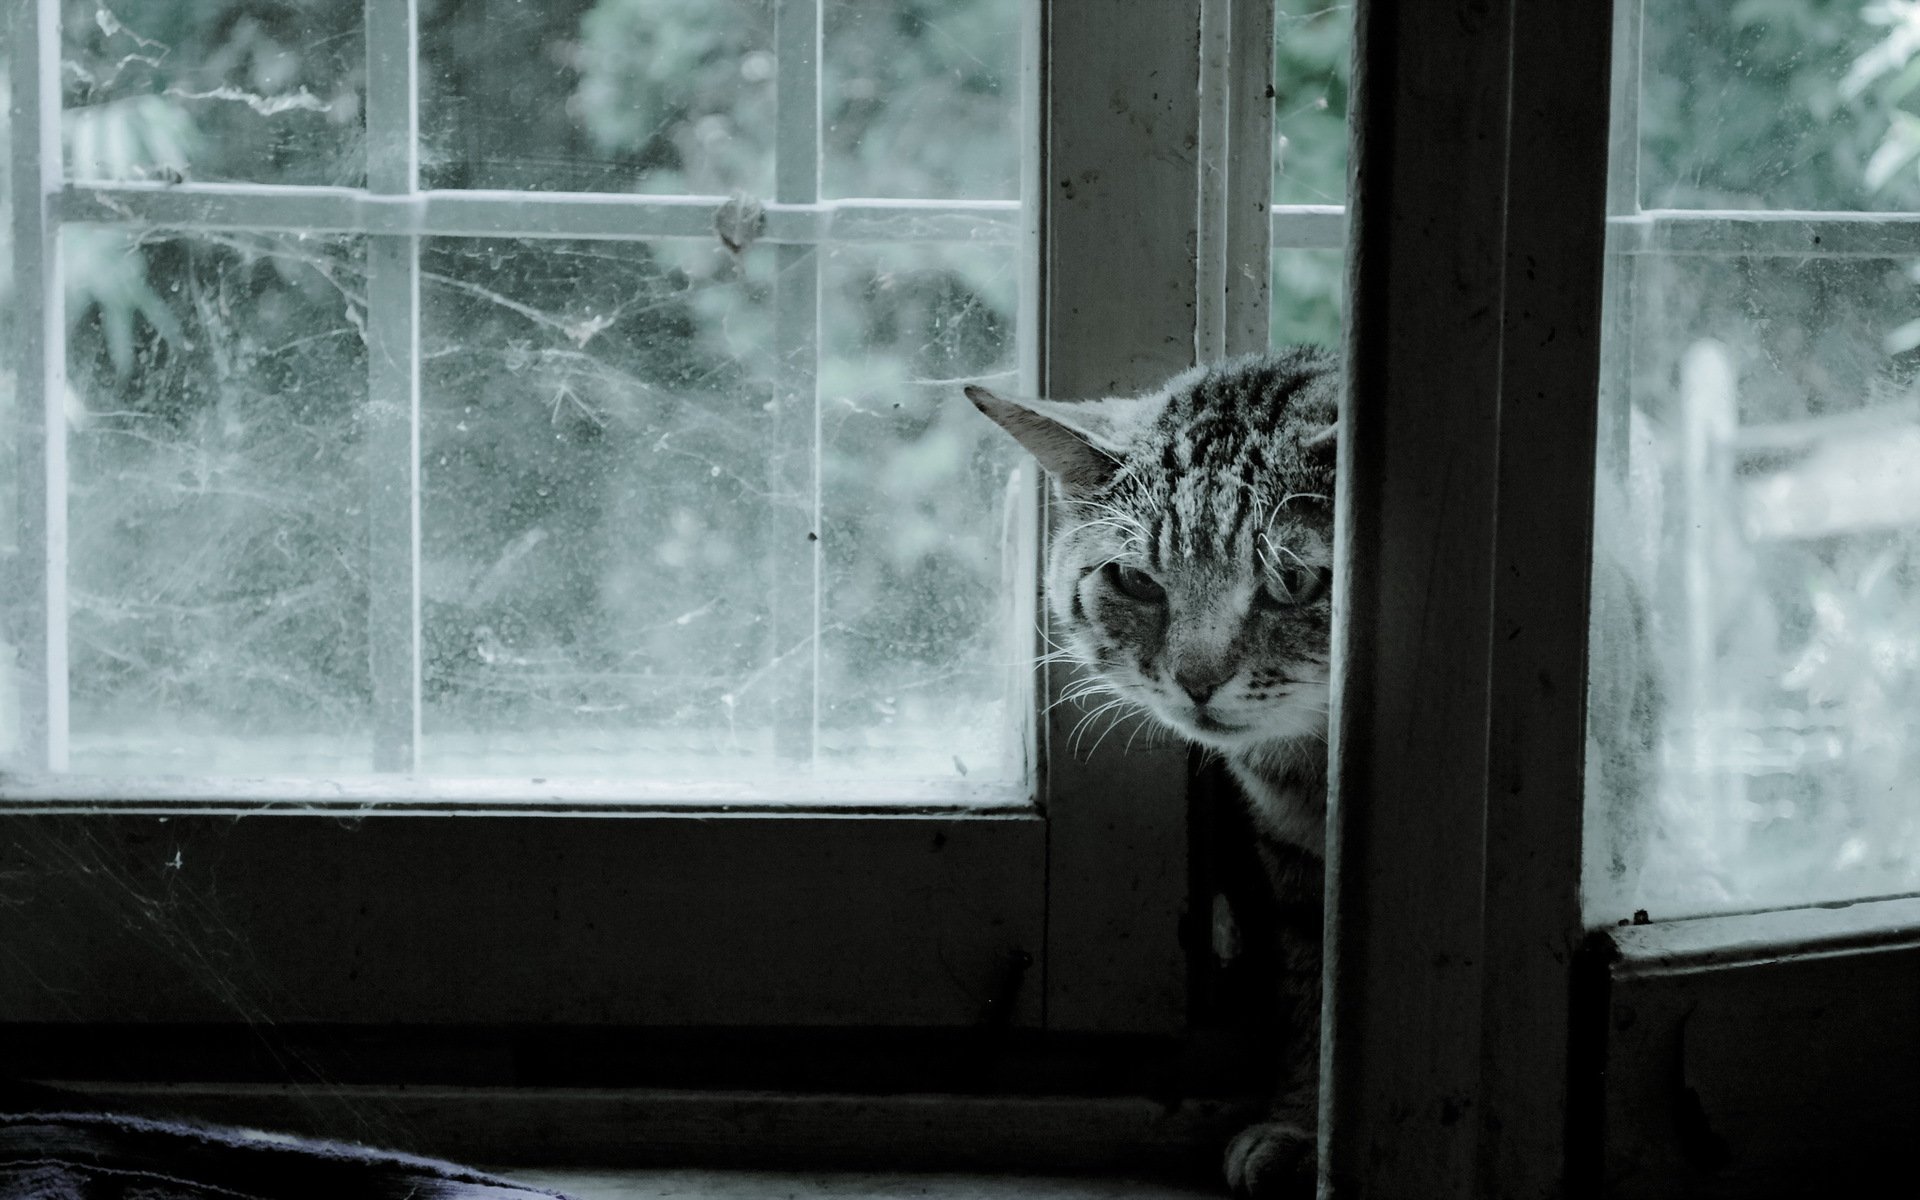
[{"x1": 9, "y1": 0, "x2": 1042, "y2": 780}]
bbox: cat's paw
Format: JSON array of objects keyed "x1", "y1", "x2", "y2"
[{"x1": 1223, "y1": 1119, "x2": 1315, "y2": 1199}]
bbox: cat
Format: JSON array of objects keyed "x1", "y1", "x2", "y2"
[{"x1": 968, "y1": 345, "x2": 1340, "y2": 1199}]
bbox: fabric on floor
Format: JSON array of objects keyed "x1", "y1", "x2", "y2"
[{"x1": 0, "y1": 1110, "x2": 575, "y2": 1200}]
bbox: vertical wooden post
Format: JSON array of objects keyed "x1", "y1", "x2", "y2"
[
  {"x1": 1325, "y1": 0, "x2": 1614, "y2": 1194},
  {"x1": 1481, "y1": 0, "x2": 1615, "y2": 1193}
]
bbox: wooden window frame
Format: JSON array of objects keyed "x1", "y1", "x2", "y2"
[
  {"x1": 1, "y1": 0, "x2": 1304, "y2": 1152},
  {"x1": 1332, "y1": 1, "x2": 1920, "y2": 1196}
]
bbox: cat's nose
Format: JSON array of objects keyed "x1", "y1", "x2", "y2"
[{"x1": 1174, "y1": 667, "x2": 1225, "y2": 706}]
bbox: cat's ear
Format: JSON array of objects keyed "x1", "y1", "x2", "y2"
[{"x1": 965, "y1": 386, "x2": 1157, "y2": 496}]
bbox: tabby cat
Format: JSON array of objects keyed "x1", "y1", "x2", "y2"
[{"x1": 968, "y1": 346, "x2": 1339, "y2": 1199}]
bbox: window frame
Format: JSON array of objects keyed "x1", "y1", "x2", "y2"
[
  {"x1": 1, "y1": 0, "x2": 1303, "y2": 1075},
  {"x1": 1325, "y1": 1, "x2": 1920, "y2": 1195}
]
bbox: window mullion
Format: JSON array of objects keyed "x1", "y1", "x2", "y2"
[
  {"x1": 1039, "y1": 1, "x2": 1203, "y2": 1035},
  {"x1": 1195, "y1": 0, "x2": 1232, "y2": 363},
  {"x1": 1197, "y1": 0, "x2": 1277, "y2": 358},
  {"x1": 364, "y1": 0, "x2": 423, "y2": 772},
  {"x1": 770, "y1": 0, "x2": 822, "y2": 765},
  {"x1": 9, "y1": 0, "x2": 69, "y2": 772},
  {"x1": 1224, "y1": 0, "x2": 1276, "y2": 356}
]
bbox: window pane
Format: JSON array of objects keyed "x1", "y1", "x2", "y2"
[
  {"x1": 1638, "y1": 2, "x2": 1920, "y2": 211},
  {"x1": 1588, "y1": 250, "x2": 1920, "y2": 917},
  {"x1": 1270, "y1": 248, "x2": 1343, "y2": 347},
  {"x1": 1272, "y1": 1, "x2": 1349, "y2": 207},
  {"x1": 1593, "y1": 4, "x2": 1920, "y2": 918},
  {"x1": 421, "y1": 0, "x2": 775, "y2": 194},
  {"x1": 417, "y1": 237, "x2": 1029, "y2": 788},
  {"x1": 820, "y1": 243, "x2": 1024, "y2": 783},
  {"x1": 61, "y1": 1, "x2": 364, "y2": 187},
  {"x1": 63, "y1": 230, "x2": 372, "y2": 774},
  {"x1": 822, "y1": 0, "x2": 1020, "y2": 200},
  {"x1": 419, "y1": 237, "x2": 784, "y2": 778}
]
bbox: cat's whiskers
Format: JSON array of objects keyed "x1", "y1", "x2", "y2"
[
  {"x1": 1048, "y1": 675, "x2": 1120, "y2": 716},
  {"x1": 1081, "y1": 701, "x2": 1150, "y2": 759},
  {"x1": 1068, "y1": 696, "x2": 1139, "y2": 753}
]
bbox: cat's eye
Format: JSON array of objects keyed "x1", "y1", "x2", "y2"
[
  {"x1": 1260, "y1": 563, "x2": 1328, "y2": 608},
  {"x1": 1106, "y1": 563, "x2": 1167, "y2": 604}
]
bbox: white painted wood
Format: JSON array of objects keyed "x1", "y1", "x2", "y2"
[
  {"x1": 1607, "y1": 0, "x2": 1644, "y2": 216},
  {"x1": 70, "y1": 181, "x2": 1920, "y2": 261},
  {"x1": 769, "y1": 0, "x2": 823, "y2": 762},
  {"x1": 1224, "y1": 0, "x2": 1277, "y2": 357},
  {"x1": 7, "y1": 0, "x2": 68, "y2": 772},
  {"x1": 366, "y1": 0, "x2": 418, "y2": 196},
  {"x1": 775, "y1": 0, "x2": 821, "y2": 206},
  {"x1": 1011, "y1": 0, "x2": 1044, "y2": 788},
  {"x1": 1273, "y1": 204, "x2": 1920, "y2": 259},
  {"x1": 1608, "y1": 207, "x2": 1920, "y2": 256},
  {"x1": 1269, "y1": 204, "x2": 1345, "y2": 250},
  {"x1": 60, "y1": 185, "x2": 1021, "y2": 243},
  {"x1": 0, "y1": 772, "x2": 1030, "y2": 811},
  {"x1": 1040, "y1": 0, "x2": 1202, "y2": 1035},
  {"x1": 1609, "y1": 894, "x2": 1920, "y2": 977},
  {"x1": 1194, "y1": 0, "x2": 1232, "y2": 363},
  {"x1": 363, "y1": 0, "x2": 423, "y2": 772}
]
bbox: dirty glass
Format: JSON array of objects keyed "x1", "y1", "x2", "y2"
[
  {"x1": 421, "y1": 0, "x2": 775, "y2": 195},
  {"x1": 1271, "y1": 1, "x2": 1348, "y2": 208},
  {"x1": 61, "y1": 1, "x2": 364, "y2": 187},
  {"x1": 416, "y1": 238, "x2": 787, "y2": 779},
  {"x1": 5, "y1": 0, "x2": 1029, "y2": 791},
  {"x1": 819, "y1": 243, "x2": 1025, "y2": 782},
  {"x1": 822, "y1": 1, "x2": 1020, "y2": 199},
  {"x1": 1270, "y1": 248, "x2": 1343, "y2": 349},
  {"x1": 64, "y1": 231, "x2": 373, "y2": 775},
  {"x1": 1588, "y1": 3, "x2": 1920, "y2": 917},
  {"x1": 1638, "y1": 0, "x2": 1920, "y2": 211},
  {"x1": 1270, "y1": 6, "x2": 1347, "y2": 350}
]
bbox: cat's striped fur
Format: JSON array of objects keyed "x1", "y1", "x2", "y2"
[{"x1": 969, "y1": 347, "x2": 1340, "y2": 1199}]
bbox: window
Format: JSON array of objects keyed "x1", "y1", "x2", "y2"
[
  {"x1": 1, "y1": 0, "x2": 1267, "y2": 1154},
  {"x1": 18, "y1": 0, "x2": 1030, "y2": 793},
  {"x1": 1588, "y1": 0, "x2": 1920, "y2": 918},
  {"x1": 1587, "y1": 2, "x2": 1920, "y2": 1192},
  {"x1": 1311, "y1": 1, "x2": 1919, "y2": 1194},
  {"x1": 15, "y1": 0, "x2": 1906, "y2": 1191}
]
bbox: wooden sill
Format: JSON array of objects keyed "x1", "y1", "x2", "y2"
[
  {"x1": 516, "y1": 1168, "x2": 1223, "y2": 1200},
  {"x1": 43, "y1": 1082, "x2": 1255, "y2": 1181}
]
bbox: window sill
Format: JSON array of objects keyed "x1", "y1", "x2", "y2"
[
  {"x1": 40, "y1": 1083, "x2": 1255, "y2": 1183},
  {"x1": 515, "y1": 1168, "x2": 1223, "y2": 1200}
]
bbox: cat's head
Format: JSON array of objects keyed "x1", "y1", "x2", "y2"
[{"x1": 969, "y1": 349, "x2": 1339, "y2": 752}]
